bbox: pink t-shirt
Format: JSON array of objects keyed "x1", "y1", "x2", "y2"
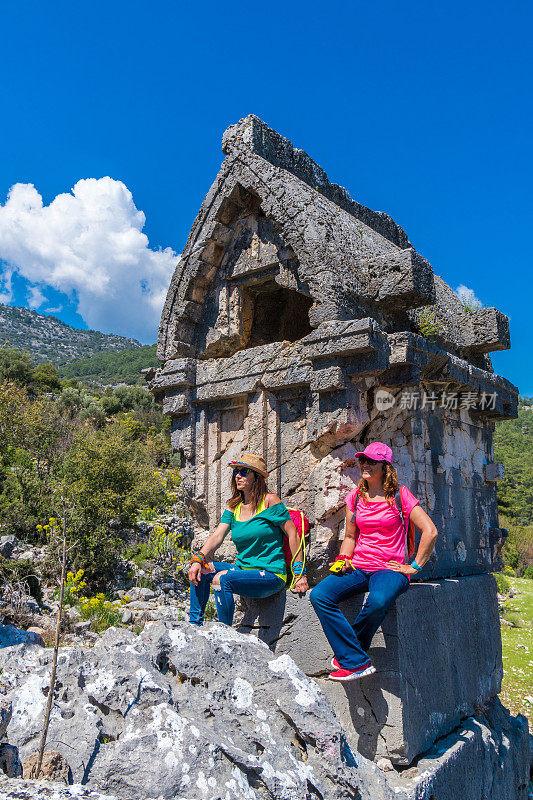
[{"x1": 344, "y1": 486, "x2": 419, "y2": 572}]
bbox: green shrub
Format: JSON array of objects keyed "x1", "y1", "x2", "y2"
[
  {"x1": 502, "y1": 610, "x2": 523, "y2": 628},
  {"x1": 204, "y1": 598, "x2": 217, "y2": 621},
  {"x1": 494, "y1": 572, "x2": 510, "y2": 594},
  {"x1": 495, "y1": 402, "x2": 533, "y2": 528},
  {"x1": 32, "y1": 363, "x2": 62, "y2": 392},
  {"x1": 55, "y1": 425, "x2": 166, "y2": 589},
  {"x1": 78, "y1": 593, "x2": 122, "y2": 632},
  {"x1": 416, "y1": 308, "x2": 445, "y2": 341},
  {"x1": 0, "y1": 349, "x2": 34, "y2": 386},
  {"x1": 52, "y1": 569, "x2": 87, "y2": 607}
]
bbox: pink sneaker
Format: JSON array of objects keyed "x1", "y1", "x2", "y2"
[{"x1": 328, "y1": 663, "x2": 376, "y2": 681}]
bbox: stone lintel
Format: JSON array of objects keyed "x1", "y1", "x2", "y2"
[
  {"x1": 261, "y1": 363, "x2": 312, "y2": 392},
  {"x1": 187, "y1": 324, "x2": 391, "y2": 401},
  {"x1": 148, "y1": 358, "x2": 196, "y2": 393},
  {"x1": 301, "y1": 319, "x2": 388, "y2": 361},
  {"x1": 388, "y1": 332, "x2": 518, "y2": 419},
  {"x1": 310, "y1": 365, "x2": 347, "y2": 393},
  {"x1": 227, "y1": 261, "x2": 279, "y2": 283},
  {"x1": 345, "y1": 350, "x2": 389, "y2": 377}
]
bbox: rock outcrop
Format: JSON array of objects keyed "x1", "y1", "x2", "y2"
[
  {"x1": 0, "y1": 781, "x2": 118, "y2": 799},
  {"x1": 0, "y1": 623, "x2": 393, "y2": 800}
]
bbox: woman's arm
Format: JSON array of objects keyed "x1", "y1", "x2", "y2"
[
  {"x1": 281, "y1": 515, "x2": 309, "y2": 595},
  {"x1": 333, "y1": 507, "x2": 358, "y2": 571},
  {"x1": 188, "y1": 521, "x2": 230, "y2": 586},
  {"x1": 266, "y1": 495, "x2": 309, "y2": 594},
  {"x1": 387, "y1": 505, "x2": 438, "y2": 576}
]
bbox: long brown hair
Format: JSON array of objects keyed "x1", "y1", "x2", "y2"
[
  {"x1": 356, "y1": 462, "x2": 399, "y2": 505},
  {"x1": 227, "y1": 470, "x2": 268, "y2": 513}
]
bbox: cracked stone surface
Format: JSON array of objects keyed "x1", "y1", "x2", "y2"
[
  {"x1": 0, "y1": 781, "x2": 118, "y2": 799},
  {"x1": 0, "y1": 623, "x2": 393, "y2": 800}
]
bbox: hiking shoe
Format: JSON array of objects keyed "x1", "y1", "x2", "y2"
[{"x1": 328, "y1": 663, "x2": 376, "y2": 681}]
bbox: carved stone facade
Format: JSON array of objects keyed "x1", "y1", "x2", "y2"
[{"x1": 149, "y1": 116, "x2": 528, "y2": 798}]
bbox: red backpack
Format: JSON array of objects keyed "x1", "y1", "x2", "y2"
[{"x1": 282, "y1": 508, "x2": 310, "y2": 573}]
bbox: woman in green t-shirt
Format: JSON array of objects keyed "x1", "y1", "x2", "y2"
[{"x1": 188, "y1": 452, "x2": 308, "y2": 626}]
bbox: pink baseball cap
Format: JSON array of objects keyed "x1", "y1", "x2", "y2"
[{"x1": 354, "y1": 442, "x2": 393, "y2": 464}]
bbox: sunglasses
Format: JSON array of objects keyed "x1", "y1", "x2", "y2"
[
  {"x1": 233, "y1": 467, "x2": 252, "y2": 477},
  {"x1": 358, "y1": 456, "x2": 382, "y2": 466}
]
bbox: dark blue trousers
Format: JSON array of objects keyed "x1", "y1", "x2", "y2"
[
  {"x1": 309, "y1": 568, "x2": 409, "y2": 670},
  {"x1": 189, "y1": 561, "x2": 285, "y2": 626}
]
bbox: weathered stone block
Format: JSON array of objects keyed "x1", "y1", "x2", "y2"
[
  {"x1": 384, "y1": 697, "x2": 530, "y2": 800},
  {"x1": 237, "y1": 575, "x2": 502, "y2": 764},
  {"x1": 162, "y1": 390, "x2": 191, "y2": 417},
  {"x1": 483, "y1": 462, "x2": 505, "y2": 481},
  {"x1": 467, "y1": 307, "x2": 511, "y2": 353},
  {"x1": 311, "y1": 365, "x2": 347, "y2": 393}
]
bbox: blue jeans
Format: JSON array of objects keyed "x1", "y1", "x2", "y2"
[
  {"x1": 189, "y1": 561, "x2": 285, "y2": 626},
  {"x1": 309, "y1": 568, "x2": 409, "y2": 670}
]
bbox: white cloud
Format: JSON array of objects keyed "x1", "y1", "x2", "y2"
[
  {"x1": 27, "y1": 284, "x2": 47, "y2": 309},
  {"x1": 0, "y1": 268, "x2": 13, "y2": 304},
  {"x1": 0, "y1": 178, "x2": 179, "y2": 341},
  {"x1": 456, "y1": 284, "x2": 482, "y2": 311}
]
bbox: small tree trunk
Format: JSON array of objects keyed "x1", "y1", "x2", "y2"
[{"x1": 35, "y1": 508, "x2": 68, "y2": 777}]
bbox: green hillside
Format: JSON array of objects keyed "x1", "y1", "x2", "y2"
[
  {"x1": 495, "y1": 398, "x2": 533, "y2": 576},
  {"x1": 58, "y1": 344, "x2": 159, "y2": 386},
  {"x1": 0, "y1": 304, "x2": 142, "y2": 364},
  {"x1": 495, "y1": 398, "x2": 533, "y2": 526}
]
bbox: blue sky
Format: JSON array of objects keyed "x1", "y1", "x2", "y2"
[{"x1": 0, "y1": 0, "x2": 531, "y2": 394}]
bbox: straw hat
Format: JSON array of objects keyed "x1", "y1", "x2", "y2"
[{"x1": 228, "y1": 453, "x2": 268, "y2": 479}]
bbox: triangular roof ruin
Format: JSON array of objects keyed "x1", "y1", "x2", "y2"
[{"x1": 154, "y1": 115, "x2": 516, "y2": 419}]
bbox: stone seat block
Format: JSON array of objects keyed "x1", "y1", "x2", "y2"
[{"x1": 236, "y1": 574, "x2": 502, "y2": 765}]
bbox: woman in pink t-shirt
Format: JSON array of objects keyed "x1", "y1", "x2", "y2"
[{"x1": 310, "y1": 442, "x2": 438, "y2": 682}]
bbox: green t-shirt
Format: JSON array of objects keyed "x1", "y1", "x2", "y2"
[{"x1": 220, "y1": 501, "x2": 290, "y2": 579}]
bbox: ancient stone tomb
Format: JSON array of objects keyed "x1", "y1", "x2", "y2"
[{"x1": 148, "y1": 116, "x2": 528, "y2": 797}]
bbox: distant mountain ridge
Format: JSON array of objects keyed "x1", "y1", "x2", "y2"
[{"x1": 0, "y1": 304, "x2": 142, "y2": 364}]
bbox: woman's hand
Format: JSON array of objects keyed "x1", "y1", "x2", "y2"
[
  {"x1": 386, "y1": 560, "x2": 418, "y2": 576},
  {"x1": 291, "y1": 576, "x2": 309, "y2": 595},
  {"x1": 328, "y1": 557, "x2": 353, "y2": 574},
  {"x1": 188, "y1": 562, "x2": 202, "y2": 586}
]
